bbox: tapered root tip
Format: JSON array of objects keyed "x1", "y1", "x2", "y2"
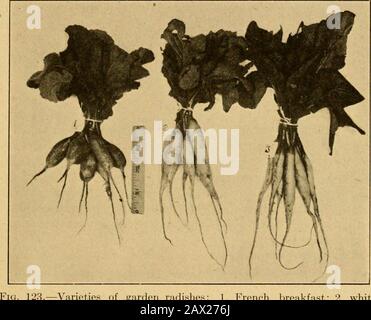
[
  {"x1": 26, "y1": 167, "x2": 47, "y2": 186},
  {"x1": 248, "y1": 267, "x2": 253, "y2": 279},
  {"x1": 248, "y1": 259, "x2": 254, "y2": 279},
  {"x1": 319, "y1": 252, "x2": 323, "y2": 263},
  {"x1": 76, "y1": 223, "x2": 87, "y2": 236},
  {"x1": 222, "y1": 259, "x2": 227, "y2": 272},
  {"x1": 165, "y1": 236, "x2": 173, "y2": 246},
  {"x1": 57, "y1": 169, "x2": 68, "y2": 183},
  {"x1": 358, "y1": 127, "x2": 366, "y2": 135}
]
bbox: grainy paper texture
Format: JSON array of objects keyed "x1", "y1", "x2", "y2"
[{"x1": 0, "y1": 0, "x2": 369, "y2": 300}]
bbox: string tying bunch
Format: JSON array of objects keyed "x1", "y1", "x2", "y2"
[{"x1": 279, "y1": 106, "x2": 298, "y2": 127}]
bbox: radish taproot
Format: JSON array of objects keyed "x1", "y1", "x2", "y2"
[
  {"x1": 88, "y1": 132, "x2": 127, "y2": 223},
  {"x1": 57, "y1": 131, "x2": 90, "y2": 207},
  {"x1": 77, "y1": 153, "x2": 97, "y2": 234}
]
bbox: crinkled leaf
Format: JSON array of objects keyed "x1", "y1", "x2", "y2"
[
  {"x1": 130, "y1": 47, "x2": 155, "y2": 64},
  {"x1": 130, "y1": 65, "x2": 150, "y2": 81},
  {"x1": 161, "y1": 19, "x2": 256, "y2": 110},
  {"x1": 208, "y1": 63, "x2": 239, "y2": 82},
  {"x1": 165, "y1": 19, "x2": 186, "y2": 38},
  {"x1": 313, "y1": 70, "x2": 365, "y2": 154},
  {"x1": 287, "y1": 11, "x2": 355, "y2": 72},
  {"x1": 27, "y1": 53, "x2": 63, "y2": 88},
  {"x1": 179, "y1": 65, "x2": 200, "y2": 90},
  {"x1": 39, "y1": 70, "x2": 73, "y2": 102},
  {"x1": 28, "y1": 25, "x2": 154, "y2": 120},
  {"x1": 190, "y1": 34, "x2": 207, "y2": 53},
  {"x1": 245, "y1": 11, "x2": 364, "y2": 151},
  {"x1": 328, "y1": 106, "x2": 365, "y2": 155},
  {"x1": 44, "y1": 53, "x2": 63, "y2": 69},
  {"x1": 309, "y1": 70, "x2": 364, "y2": 111},
  {"x1": 238, "y1": 71, "x2": 268, "y2": 109},
  {"x1": 27, "y1": 71, "x2": 43, "y2": 88},
  {"x1": 221, "y1": 85, "x2": 239, "y2": 112}
]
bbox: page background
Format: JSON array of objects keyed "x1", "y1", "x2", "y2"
[{"x1": 2, "y1": 1, "x2": 369, "y2": 288}]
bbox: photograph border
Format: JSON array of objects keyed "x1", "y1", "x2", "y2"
[{"x1": 6, "y1": 0, "x2": 371, "y2": 286}]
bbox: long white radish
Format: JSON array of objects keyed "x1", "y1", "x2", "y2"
[
  {"x1": 274, "y1": 182, "x2": 283, "y2": 258},
  {"x1": 265, "y1": 149, "x2": 285, "y2": 251},
  {"x1": 278, "y1": 148, "x2": 303, "y2": 270},
  {"x1": 248, "y1": 154, "x2": 274, "y2": 278},
  {"x1": 185, "y1": 159, "x2": 227, "y2": 269},
  {"x1": 294, "y1": 149, "x2": 322, "y2": 260},
  {"x1": 159, "y1": 162, "x2": 181, "y2": 244},
  {"x1": 268, "y1": 150, "x2": 285, "y2": 219},
  {"x1": 268, "y1": 158, "x2": 313, "y2": 250},
  {"x1": 303, "y1": 153, "x2": 329, "y2": 273},
  {"x1": 182, "y1": 172, "x2": 189, "y2": 224},
  {"x1": 184, "y1": 118, "x2": 228, "y2": 269},
  {"x1": 187, "y1": 118, "x2": 227, "y2": 231},
  {"x1": 159, "y1": 131, "x2": 186, "y2": 244}
]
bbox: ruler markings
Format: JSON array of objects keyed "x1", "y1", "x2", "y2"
[{"x1": 131, "y1": 125, "x2": 145, "y2": 215}]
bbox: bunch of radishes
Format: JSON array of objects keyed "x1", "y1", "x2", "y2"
[{"x1": 27, "y1": 25, "x2": 154, "y2": 243}]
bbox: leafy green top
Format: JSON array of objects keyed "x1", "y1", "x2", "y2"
[
  {"x1": 161, "y1": 19, "x2": 267, "y2": 112},
  {"x1": 244, "y1": 11, "x2": 364, "y2": 153},
  {"x1": 27, "y1": 25, "x2": 154, "y2": 120}
]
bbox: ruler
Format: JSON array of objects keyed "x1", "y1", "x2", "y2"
[{"x1": 131, "y1": 125, "x2": 145, "y2": 214}]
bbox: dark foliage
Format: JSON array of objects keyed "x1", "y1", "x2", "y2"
[
  {"x1": 245, "y1": 11, "x2": 364, "y2": 153},
  {"x1": 161, "y1": 19, "x2": 267, "y2": 112},
  {"x1": 27, "y1": 25, "x2": 154, "y2": 120}
]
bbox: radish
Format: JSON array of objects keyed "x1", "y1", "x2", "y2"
[
  {"x1": 97, "y1": 163, "x2": 121, "y2": 245},
  {"x1": 245, "y1": 11, "x2": 364, "y2": 280},
  {"x1": 161, "y1": 19, "x2": 259, "y2": 269},
  {"x1": 27, "y1": 25, "x2": 154, "y2": 241},
  {"x1": 57, "y1": 131, "x2": 90, "y2": 207},
  {"x1": 159, "y1": 109, "x2": 228, "y2": 269},
  {"x1": 27, "y1": 132, "x2": 78, "y2": 186}
]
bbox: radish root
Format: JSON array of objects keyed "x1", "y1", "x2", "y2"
[
  {"x1": 78, "y1": 181, "x2": 86, "y2": 213},
  {"x1": 160, "y1": 109, "x2": 228, "y2": 269},
  {"x1": 77, "y1": 182, "x2": 89, "y2": 236},
  {"x1": 249, "y1": 122, "x2": 328, "y2": 280},
  {"x1": 27, "y1": 167, "x2": 47, "y2": 186},
  {"x1": 28, "y1": 120, "x2": 130, "y2": 244},
  {"x1": 57, "y1": 169, "x2": 69, "y2": 208}
]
